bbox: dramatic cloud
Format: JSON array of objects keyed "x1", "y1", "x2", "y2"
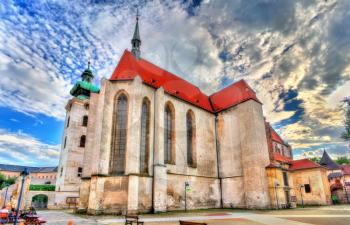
[
  {"x1": 0, "y1": 0, "x2": 349, "y2": 165},
  {"x1": 0, "y1": 129, "x2": 60, "y2": 166}
]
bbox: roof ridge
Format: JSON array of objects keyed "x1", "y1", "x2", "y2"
[
  {"x1": 209, "y1": 79, "x2": 246, "y2": 97},
  {"x1": 110, "y1": 49, "x2": 260, "y2": 113}
]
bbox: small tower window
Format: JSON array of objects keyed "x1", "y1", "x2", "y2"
[
  {"x1": 77, "y1": 167, "x2": 83, "y2": 177},
  {"x1": 82, "y1": 115, "x2": 88, "y2": 127},
  {"x1": 66, "y1": 116, "x2": 70, "y2": 127},
  {"x1": 79, "y1": 135, "x2": 86, "y2": 147}
]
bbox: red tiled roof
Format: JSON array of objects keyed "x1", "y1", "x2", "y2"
[
  {"x1": 270, "y1": 127, "x2": 284, "y2": 144},
  {"x1": 289, "y1": 159, "x2": 321, "y2": 171},
  {"x1": 110, "y1": 50, "x2": 260, "y2": 112},
  {"x1": 209, "y1": 80, "x2": 261, "y2": 113},
  {"x1": 341, "y1": 165, "x2": 350, "y2": 175},
  {"x1": 273, "y1": 153, "x2": 292, "y2": 163}
]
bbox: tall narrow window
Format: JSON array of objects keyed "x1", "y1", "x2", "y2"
[
  {"x1": 66, "y1": 116, "x2": 70, "y2": 127},
  {"x1": 79, "y1": 135, "x2": 86, "y2": 147},
  {"x1": 140, "y1": 98, "x2": 150, "y2": 173},
  {"x1": 164, "y1": 103, "x2": 174, "y2": 164},
  {"x1": 63, "y1": 137, "x2": 67, "y2": 148},
  {"x1": 82, "y1": 115, "x2": 88, "y2": 127},
  {"x1": 282, "y1": 171, "x2": 289, "y2": 186},
  {"x1": 110, "y1": 94, "x2": 128, "y2": 174},
  {"x1": 186, "y1": 110, "x2": 195, "y2": 166}
]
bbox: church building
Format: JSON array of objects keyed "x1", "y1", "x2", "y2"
[{"x1": 57, "y1": 16, "x2": 291, "y2": 214}]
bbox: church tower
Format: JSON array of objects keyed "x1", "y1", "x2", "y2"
[{"x1": 55, "y1": 62, "x2": 99, "y2": 207}]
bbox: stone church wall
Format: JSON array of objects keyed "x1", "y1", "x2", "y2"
[
  {"x1": 166, "y1": 174, "x2": 220, "y2": 210},
  {"x1": 217, "y1": 100, "x2": 271, "y2": 209}
]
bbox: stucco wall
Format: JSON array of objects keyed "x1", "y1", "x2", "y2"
[
  {"x1": 217, "y1": 100, "x2": 271, "y2": 209},
  {"x1": 166, "y1": 174, "x2": 220, "y2": 210},
  {"x1": 291, "y1": 168, "x2": 331, "y2": 205}
]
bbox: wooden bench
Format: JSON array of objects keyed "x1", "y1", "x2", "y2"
[
  {"x1": 125, "y1": 215, "x2": 144, "y2": 225},
  {"x1": 179, "y1": 221, "x2": 207, "y2": 225}
]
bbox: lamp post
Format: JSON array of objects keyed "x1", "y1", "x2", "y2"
[
  {"x1": 274, "y1": 181, "x2": 280, "y2": 209},
  {"x1": 184, "y1": 182, "x2": 190, "y2": 211},
  {"x1": 299, "y1": 185, "x2": 304, "y2": 208},
  {"x1": 14, "y1": 168, "x2": 29, "y2": 225},
  {"x1": 3, "y1": 183, "x2": 9, "y2": 208}
]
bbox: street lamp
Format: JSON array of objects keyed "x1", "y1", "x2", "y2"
[
  {"x1": 2, "y1": 183, "x2": 10, "y2": 208},
  {"x1": 14, "y1": 168, "x2": 29, "y2": 225},
  {"x1": 184, "y1": 182, "x2": 190, "y2": 211},
  {"x1": 274, "y1": 181, "x2": 280, "y2": 209},
  {"x1": 299, "y1": 184, "x2": 304, "y2": 208}
]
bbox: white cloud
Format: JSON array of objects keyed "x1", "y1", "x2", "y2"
[
  {"x1": 0, "y1": 129, "x2": 60, "y2": 166},
  {"x1": 0, "y1": 0, "x2": 350, "y2": 158}
]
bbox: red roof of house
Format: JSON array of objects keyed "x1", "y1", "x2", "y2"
[
  {"x1": 270, "y1": 127, "x2": 284, "y2": 144},
  {"x1": 110, "y1": 50, "x2": 260, "y2": 113},
  {"x1": 289, "y1": 159, "x2": 321, "y2": 171},
  {"x1": 341, "y1": 165, "x2": 350, "y2": 175},
  {"x1": 273, "y1": 153, "x2": 292, "y2": 163}
]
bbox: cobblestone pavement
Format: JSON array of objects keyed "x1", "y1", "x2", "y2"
[{"x1": 37, "y1": 205, "x2": 350, "y2": 225}]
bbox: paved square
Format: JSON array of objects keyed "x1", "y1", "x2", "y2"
[{"x1": 37, "y1": 205, "x2": 350, "y2": 225}]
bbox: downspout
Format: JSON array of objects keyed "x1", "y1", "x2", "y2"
[
  {"x1": 214, "y1": 114, "x2": 224, "y2": 208},
  {"x1": 210, "y1": 96, "x2": 223, "y2": 208},
  {"x1": 151, "y1": 89, "x2": 157, "y2": 212}
]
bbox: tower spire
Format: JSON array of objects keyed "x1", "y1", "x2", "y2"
[
  {"x1": 81, "y1": 59, "x2": 93, "y2": 83},
  {"x1": 131, "y1": 8, "x2": 141, "y2": 60}
]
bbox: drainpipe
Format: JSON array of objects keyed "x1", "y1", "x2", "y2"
[
  {"x1": 151, "y1": 89, "x2": 157, "y2": 213},
  {"x1": 214, "y1": 115, "x2": 223, "y2": 208}
]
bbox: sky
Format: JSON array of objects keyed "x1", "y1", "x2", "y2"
[{"x1": 0, "y1": 0, "x2": 349, "y2": 166}]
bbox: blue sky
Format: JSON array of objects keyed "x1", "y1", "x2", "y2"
[{"x1": 0, "y1": 0, "x2": 349, "y2": 166}]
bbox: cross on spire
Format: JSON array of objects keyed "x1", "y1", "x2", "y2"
[{"x1": 131, "y1": 8, "x2": 141, "y2": 60}]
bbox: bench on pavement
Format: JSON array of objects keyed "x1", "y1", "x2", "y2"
[
  {"x1": 179, "y1": 221, "x2": 207, "y2": 225},
  {"x1": 125, "y1": 215, "x2": 144, "y2": 225}
]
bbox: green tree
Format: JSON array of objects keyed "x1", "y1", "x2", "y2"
[
  {"x1": 0, "y1": 172, "x2": 16, "y2": 189},
  {"x1": 342, "y1": 107, "x2": 350, "y2": 141},
  {"x1": 310, "y1": 157, "x2": 321, "y2": 163},
  {"x1": 335, "y1": 156, "x2": 350, "y2": 165}
]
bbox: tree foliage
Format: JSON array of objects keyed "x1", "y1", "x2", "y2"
[
  {"x1": 309, "y1": 157, "x2": 321, "y2": 163},
  {"x1": 0, "y1": 172, "x2": 16, "y2": 189},
  {"x1": 335, "y1": 156, "x2": 350, "y2": 165},
  {"x1": 342, "y1": 107, "x2": 350, "y2": 141}
]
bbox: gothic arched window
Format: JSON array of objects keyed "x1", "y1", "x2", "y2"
[
  {"x1": 140, "y1": 98, "x2": 150, "y2": 173},
  {"x1": 79, "y1": 135, "x2": 86, "y2": 147},
  {"x1": 186, "y1": 110, "x2": 196, "y2": 166},
  {"x1": 82, "y1": 115, "x2": 88, "y2": 127},
  {"x1": 110, "y1": 93, "x2": 128, "y2": 174},
  {"x1": 164, "y1": 102, "x2": 175, "y2": 164}
]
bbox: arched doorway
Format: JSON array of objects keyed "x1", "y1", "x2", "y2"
[
  {"x1": 330, "y1": 179, "x2": 345, "y2": 204},
  {"x1": 31, "y1": 194, "x2": 48, "y2": 209}
]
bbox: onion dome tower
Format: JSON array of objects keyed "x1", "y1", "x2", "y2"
[{"x1": 70, "y1": 61, "x2": 100, "y2": 100}]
